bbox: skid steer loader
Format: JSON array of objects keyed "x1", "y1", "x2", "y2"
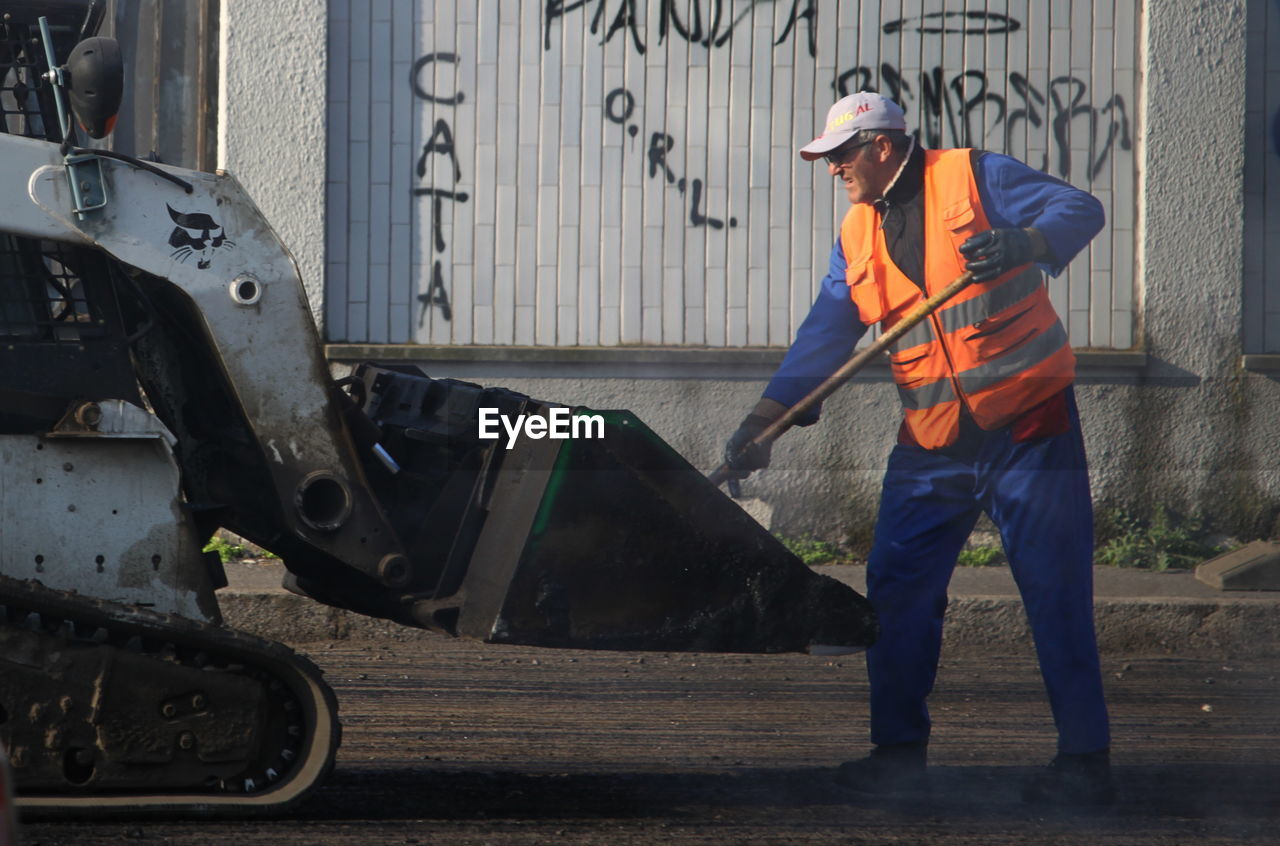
[{"x1": 0, "y1": 1, "x2": 876, "y2": 816}]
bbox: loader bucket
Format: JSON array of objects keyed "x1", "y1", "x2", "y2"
[
  {"x1": 452, "y1": 409, "x2": 878, "y2": 653},
  {"x1": 347, "y1": 365, "x2": 877, "y2": 655}
]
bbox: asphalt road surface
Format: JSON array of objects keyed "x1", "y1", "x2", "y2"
[{"x1": 24, "y1": 637, "x2": 1280, "y2": 845}]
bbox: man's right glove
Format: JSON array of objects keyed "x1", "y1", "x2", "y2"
[{"x1": 958, "y1": 227, "x2": 1038, "y2": 283}]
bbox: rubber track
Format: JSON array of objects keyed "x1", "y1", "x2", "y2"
[{"x1": 0, "y1": 575, "x2": 340, "y2": 817}]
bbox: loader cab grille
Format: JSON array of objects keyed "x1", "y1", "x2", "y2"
[
  {"x1": 0, "y1": 7, "x2": 108, "y2": 344},
  {"x1": 0, "y1": 235, "x2": 102, "y2": 343},
  {"x1": 0, "y1": 20, "x2": 56, "y2": 140},
  {"x1": 0, "y1": 3, "x2": 140, "y2": 431}
]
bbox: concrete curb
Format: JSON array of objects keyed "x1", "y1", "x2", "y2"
[{"x1": 217, "y1": 563, "x2": 1280, "y2": 657}]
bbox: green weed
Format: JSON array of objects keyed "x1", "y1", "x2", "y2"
[
  {"x1": 202, "y1": 533, "x2": 277, "y2": 563},
  {"x1": 777, "y1": 535, "x2": 844, "y2": 566},
  {"x1": 957, "y1": 545, "x2": 1005, "y2": 567},
  {"x1": 1094, "y1": 507, "x2": 1222, "y2": 571}
]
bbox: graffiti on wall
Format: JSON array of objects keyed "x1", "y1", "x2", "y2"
[
  {"x1": 605, "y1": 87, "x2": 738, "y2": 229},
  {"x1": 543, "y1": 0, "x2": 818, "y2": 56},
  {"x1": 883, "y1": 11, "x2": 1020, "y2": 35},
  {"x1": 411, "y1": 52, "x2": 465, "y2": 324},
  {"x1": 830, "y1": 12, "x2": 1131, "y2": 181},
  {"x1": 836, "y1": 64, "x2": 1131, "y2": 181},
  {"x1": 541, "y1": 4, "x2": 1131, "y2": 184}
]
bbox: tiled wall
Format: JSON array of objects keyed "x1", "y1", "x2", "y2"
[
  {"x1": 326, "y1": 0, "x2": 1139, "y2": 348},
  {"x1": 1245, "y1": 0, "x2": 1280, "y2": 354}
]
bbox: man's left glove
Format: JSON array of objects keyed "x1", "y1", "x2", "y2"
[
  {"x1": 958, "y1": 227, "x2": 1038, "y2": 283},
  {"x1": 724, "y1": 413, "x2": 775, "y2": 480},
  {"x1": 723, "y1": 398, "x2": 789, "y2": 480}
]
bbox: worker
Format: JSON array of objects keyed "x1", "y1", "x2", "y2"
[{"x1": 723, "y1": 92, "x2": 1113, "y2": 805}]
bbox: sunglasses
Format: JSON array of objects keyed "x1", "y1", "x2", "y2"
[{"x1": 825, "y1": 139, "x2": 873, "y2": 166}]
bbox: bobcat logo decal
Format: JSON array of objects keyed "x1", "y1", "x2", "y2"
[{"x1": 167, "y1": 205, "x2": 236, "y2": 269}]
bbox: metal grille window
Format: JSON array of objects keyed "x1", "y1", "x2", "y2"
[
  {"x1": 0, "y1": 12, "x2": 110, "y2": 346},
  {"x1": 0, "y1": 20, "x2": 54, "y2": 139},
  {"x1": 325, "y1": 0, "x2": 1139, "y2": 349},
  {"x1": 0, "y1": 236, "x2": 102, "y2": 343}
]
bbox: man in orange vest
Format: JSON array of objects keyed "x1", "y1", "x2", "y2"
[{"x1": 724, "y1": 92, "x2": 1113, "y2": 805}]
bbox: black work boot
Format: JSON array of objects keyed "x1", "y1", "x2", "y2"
[
  {"x1": 835, "y1": 740, "x2": 929, "y2": 794},
  {"x1": 1022, "y1": 749, "x2": 1116, "y2": 806}
]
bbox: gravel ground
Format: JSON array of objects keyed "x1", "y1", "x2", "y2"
[{"x1": 23, "y1": 636, "x2": 1280, "y2": 845}]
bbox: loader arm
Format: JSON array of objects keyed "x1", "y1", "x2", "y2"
[{"x1": 5, "y1": 132, "x2": 413, "y2": 593}]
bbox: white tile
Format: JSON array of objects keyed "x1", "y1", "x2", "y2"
[
  {"x1": 539, "y1": 106, "x2": 561, "y2": 184},
  {"x1": 517, "y1": 224, "x2": 537, "y2": 305},
  {"x1": 473, "y1": 302, "x2": 494, "y2": 344},
  {"x1": 1114, "y1": 0, "x2": 1136, "y2": 71},
  {"x1": 727, "y1": 305, "x2": 748, "y2": 346},
  {"x1": 349, "y1": 61, "x2": 371, "y2": 142},
  {"x1": 325, "y1": 263, "x2": 349, "y2": 341},
  {"x1": 559, "y1": 151, "x2": 581, "y2": 226},
  {"x1": 747, "y1": 266, "x2": 768, "y2": 346},
  {"x1": 579, "y1": 263, "x2": 600, "y2": 346},
  {"x1": 663, "y1": 267, "x2": 684, "y2": 342},
  {"x1": 660, "y1": 182, "x2": 684, "y2": 265},
  {"x1": 600, "y1": 304, "x2": 620, "y2": 346},
  {"x1": 1068, "y1": 309, "x2": 1089, "y2": 348},
  {"x1": 537, "y1": 188, "x2": 559, "y2": 265},
  {"x1": 515, "y1": 304, "x2": 536, "y2": 345},
  {"x1": 494, "y1": 264, "x2": 515, "y2": 342},
  {"x1": 347, "y1": 301, "x2": 369, "y2": 343},
  {"x1": 495, "y1": 185, "x2": 517, "y2": 263},
  {"x1": 326, "y1": 180, "x2": 349, "y2": 265},
  {"x1": 350, "y1": 4, "x2": 370, "y2": 62},
  {"x1": 705, "y1": 268, "x2": 728, "y2": 346},
  {"x1": 371, "y1": 20, "x2": 393, "y2": 103},
  {"x1": 368, "y1": 261, "x2": 390, "y2": 343},
  {"x1": 751, "y1": 26, "x2": 772, "y2": 108},
  {"x1": 536, "y1": 266, "x2": 557, "y2": 344},
  {"x1": 1069, "y1": 250, "x2": 1093, "y2": 322},
  {"x1": 1089, "y1": 272, "x2": 1111, "y2": 350},
  {"x1": 642, "y1": 305, "x2": 662, "y2": 344},
  {"x1": 621, "y1": 266, "x2": 642, "y2": 343},
  {"x1": 1071, "y1": 0, "x2": 1092, "y2": 73},
  {"x1": 349, "y1": 147, "x2": 370, "y2": 221},
  {"x1": 329, "y1": 17, "x2": 351, "y2": 103},
  {"x1": 370, "y1": 103, "x2": 392, "y2": 183}
]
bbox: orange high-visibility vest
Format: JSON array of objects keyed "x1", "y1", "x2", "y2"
[{"x1": 841, "y1": 148, "x2": 1075, "y2": 449}]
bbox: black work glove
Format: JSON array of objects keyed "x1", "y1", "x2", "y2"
[
  {"x1": 958, "y1": 228, "x2": 1037, "y2": 283},
  {"x1": 723, "y1": 413, "x2": 775, "y2": 480}
]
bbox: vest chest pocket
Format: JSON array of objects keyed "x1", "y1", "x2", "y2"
[
  {"x1": 846, "y1": 258, "x2": 891, "y2": 325},
  {"x1": 942, "y1": 198, "x2": 983, "y2": 252}
]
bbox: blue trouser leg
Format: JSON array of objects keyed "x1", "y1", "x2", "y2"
[
  {"x1": 865, "y1": 445, "x2": 981, "y2": 746},
  {"x1": 865, "y1": 393, "x2": 1109, "y2": 753},
  {"x1": 976, "y1": 401, "x2": 1110, "y2": 754}
]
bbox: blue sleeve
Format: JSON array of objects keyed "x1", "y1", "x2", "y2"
[
  {"x1": 975, "y1": 153, "x2": 1105, "y2": 277},
  {"x1": 762, "y1": 241, "x2": 868, "y2": 421}
]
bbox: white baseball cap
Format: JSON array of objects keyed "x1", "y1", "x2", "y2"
[{"x1": 799, "y1": 92, "x2": 908, "y2": 161}]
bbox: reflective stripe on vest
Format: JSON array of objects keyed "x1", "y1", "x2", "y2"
[
  {"x1": 896, "y1": 320, "x2": 1068, "y2": 410},
  {"x1": 890, "y1": 267, "x2": 1044, "y2": 354},
  {"x1": 840, "y1": 148, "x2": 1075, "y2": 448}
]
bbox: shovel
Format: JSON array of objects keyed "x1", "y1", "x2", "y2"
[{"x1": 708, "y1": 271, "x2": 976, "y2": 488}]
